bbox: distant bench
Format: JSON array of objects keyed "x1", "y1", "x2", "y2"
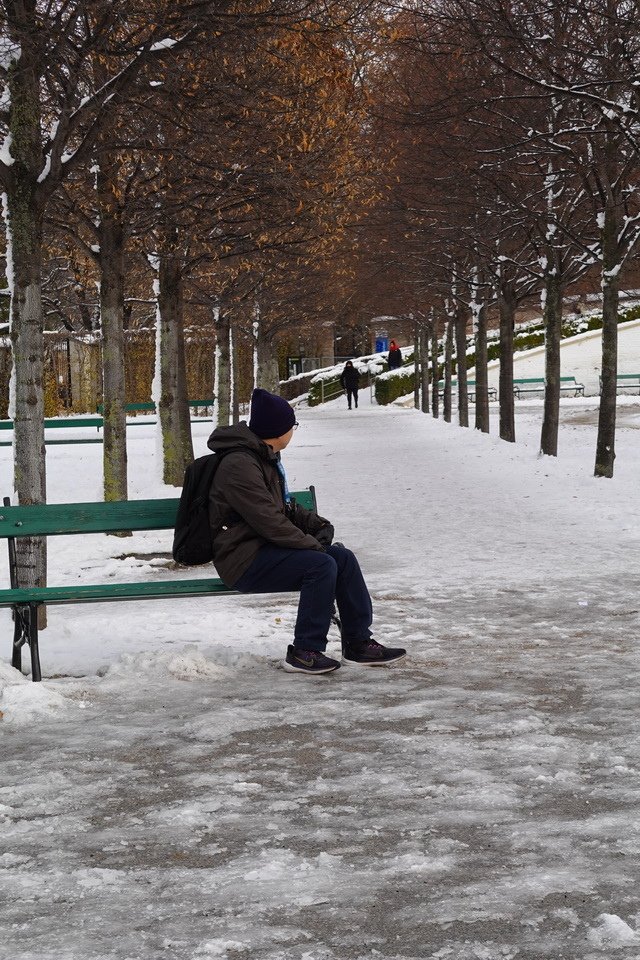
[
  {"x1": 0, "y1": 400, "x2": 214, "y2": 447},
  {"x1": 0, "y1": 487, "x2": 316, "y2": 681},
  {"x1": 438, "y1": 377, "x2": 585, "y2": 401},
  {"x1": 513, "y1": 378, "x2": 544, "y2": 397},
  {"x1": 0, "y1": 416, "x2": 104, "y2": 447},
  {"x1": 438, "y1": 379, "x2": 497, "y2": 402},
  {"x1": 513, "y1": 377, "x2": 584, "y2": 398},
  {"x1": 96, "y1": 399, "x2": 214, "y2": 419},
  {"x1": 600, "y1": 374, "x2": 640, "y2": 395},
  {"x1": 0, "y1": 416, "x2": 103, "y2": 433},
  {"x1": 558, "y1": 376, "x2": 585, "y2": 397}
]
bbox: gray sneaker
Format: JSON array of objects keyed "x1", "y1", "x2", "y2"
[{"x1": 283, "y1": 645, "x2": 341, "y2": 675}]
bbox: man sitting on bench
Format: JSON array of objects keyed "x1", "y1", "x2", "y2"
[{"x1": 207, "y1": 388, "x2": 406, "y2": 675}]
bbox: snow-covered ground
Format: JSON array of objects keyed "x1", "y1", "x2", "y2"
[{"x1": 1, "y1": 391, "x2": 640, "y2": 960}]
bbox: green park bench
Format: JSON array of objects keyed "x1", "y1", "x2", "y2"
[
  {"x1": 599, "y1": 373, "x2": 640, "y2": 395},
  {"x1": 513, "y1": 377, "x2": 545, "y2": 397},
  {"x1": 0, "y1": 487, "x2": 316, "y2": 682},
  {"x1": 0, "y1": 400, "x2": 215, "y2": 447},
  {"x1": 467, "y1": 380, "x2": 497, "y2": 403},
  {"x1": 0, "y1": 416, "x2": 103, "y2": 431},
  {"x1": 96, "y1": 399, "x2": 214, "y2": 421},
  {"x1": 438, "y1": 379, "x2": 497, "y2": 402},
  {"x1": 0, "y1": 416, "x2": 105, "y2": 447},
  {"x1": 511, "y1": 377, "x2": 584, "y2": 399},
  {"x1": 558, "y1": 376, "x2": 585, "y2": 396}
]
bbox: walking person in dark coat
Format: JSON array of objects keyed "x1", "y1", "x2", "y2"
[
  {"x1": 207, "y1": 388, "x2": 406, "y2": 675},
  {"x1": 339, "y1": 360, "x2": 360, "y2": 410}
]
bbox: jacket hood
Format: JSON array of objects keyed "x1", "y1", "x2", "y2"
[{"x1": 207, "y1": 421, "x2": 274, "y2": 460}]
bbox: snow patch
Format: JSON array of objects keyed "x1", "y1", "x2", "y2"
[
  {"x1": 0, "y1": 131, "x2": 14, "y2": 166},
  {"x1": 100, "y1": 646, "x2": 228, "y2": 682},
  {"x1": 0, "y1": 37, "x2": 20, "y2": 70},
  {"x1": 193, "y1": 941, "x2": 249, "y2": 957},
  {"x1": 587, "y1": 913, "x2": 640, "y2": 947},
  {"x1": 0, "y1": 662, "x2": 70, "y2": 722}
]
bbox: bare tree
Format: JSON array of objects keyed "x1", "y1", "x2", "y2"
[
  {"x1": 441, "y1": 0, "x2": 640, "y2": 475},
  {"x1": 0, "y1": 1, "x2": 216, "y2": 590}
]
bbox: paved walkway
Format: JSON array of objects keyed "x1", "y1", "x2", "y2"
[{"x1": 2, "y1": 397, "x2": 640, "y2": 959}]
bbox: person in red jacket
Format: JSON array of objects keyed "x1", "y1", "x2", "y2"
[
  {"x1": 207, "y1": 388, "x2": 407, "y2": 675},
  {"x1": 387, "y1": 340, "x2": 402, "y2": 370}
]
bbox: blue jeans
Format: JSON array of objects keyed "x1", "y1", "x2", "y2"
[{"x1": 233, "y1": 543, "x2": 373, "y2": 652}]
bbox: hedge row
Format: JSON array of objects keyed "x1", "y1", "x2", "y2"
[{"x1": 374, "y1": 367, "x2": 416, "y2": 405}]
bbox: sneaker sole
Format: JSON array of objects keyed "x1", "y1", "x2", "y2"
[
  {"x1": 341, "y1": 653, "x2": 407, "y2": 667},
  {"x1": 283, "y1": 660, "x2": 341, "y2": 674}
]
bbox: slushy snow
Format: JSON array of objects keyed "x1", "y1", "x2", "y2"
[{"x1": 1, "y1": 390, "x2": 640, "y2": 959}]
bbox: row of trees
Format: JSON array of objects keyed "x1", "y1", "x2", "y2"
[
  {"x1": 355, "y1": 0, "x2": 640, "y2": 478},
  {"x1": 5, "y1": 1, "x2": 639, "y2": 597}
]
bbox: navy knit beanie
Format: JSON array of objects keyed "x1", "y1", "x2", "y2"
[{"x1": 248, "y1": 388, "x2": 296, "y2": 439}]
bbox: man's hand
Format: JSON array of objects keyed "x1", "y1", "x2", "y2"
[{"x1": 315, "y1": 523, "x2": 335, "y2": 547}]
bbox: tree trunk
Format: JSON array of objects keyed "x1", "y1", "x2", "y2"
[
  {"x1": 231, "y1": 324, "x2": 240, "y2": 424},
  {"x1": 97, "y1": 158, "x2": 128, "y2": 502},
  {"x1": 443, "y1": 320, "x2": 453, "y2": 423},
  {"x1": 431, "y1": 325, "x2": 439, "y2": 419},
  {"x1": 214, "y1": 307, "x2": 231, "y2": 427},
  {"x1": 5, "y1": 30, "x2": 47, "y2": 600},
  {"x1": 413, "y1": 323, "x2": 420, "y2": 408},
  {"x1": 254, "y1": 323, "x2": 280, "y2": 392},
  {"x1": 474, "y1": 303, "x2": 490, "y2": 434},
  {"x1": 6, "y1": 190, "x2": 48, "y2": 597},
  {"x1": 595, "y1": 202, "x2": 619, "y2": 478},
  {"x1": 157, "y1": 251, "x2": 193, "y2": 484},
  {"x1": 498, "y1": 283, "x2": 516, "y2": 443},
  {"x1": 540, "y1": 264, "x2": 563, "y2": 457},
  {"x1": 420, "y1": 323, "x2": 430, "y2": 413},
  {"x1": 455, "y1": 307, "x2": 469, "y2": 428}
]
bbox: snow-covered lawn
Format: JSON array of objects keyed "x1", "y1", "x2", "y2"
[{"x1": 1, "y1": 392, "x2": 640, "y2": 959}]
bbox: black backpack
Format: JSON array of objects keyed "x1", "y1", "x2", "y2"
[{"x1": 172, "y1": 452, "x2": 227, "y2": 566}]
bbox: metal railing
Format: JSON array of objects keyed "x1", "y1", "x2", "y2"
[{"x1": 318, "y1": 378, "x2": 345, "y2": 403}]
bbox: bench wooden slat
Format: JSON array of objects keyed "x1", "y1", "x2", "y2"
[
  {"x1": 514, "y1": 379, "x2": 545, "y2": 388},
  {"x1": 0, "y1": 577, "x2": 236, "y2": 606},
  {"x1": 0, "y1": 416, "x2": 104, "y2": 431},
  {"x1": 0, "y1": 490, "x2": 316, "y2": 538},
  {"x1": 0, "y1": 438, "x2": 105, "y2": 447},
  {"x1": 0, "y1": 498, "x2": 180, "y2": 536},
  {"x1": 97, "y1": 400, "x2": 213, "y2": 414}
]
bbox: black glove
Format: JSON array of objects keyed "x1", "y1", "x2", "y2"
[{"x1": 315, "y1": 523, "x2": 335, "y2": 547}]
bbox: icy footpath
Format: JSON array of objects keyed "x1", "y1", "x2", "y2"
[{"x1": 2, "y1": 394, "x2": 640, "y2": 959}]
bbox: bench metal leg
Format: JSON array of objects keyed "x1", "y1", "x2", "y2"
[
  {"x1": 12, "y1": 603, "x2": 42, "y2": 682},
  {"x1": 11, "y1": 610, "x2": 22, "y2": 673}
]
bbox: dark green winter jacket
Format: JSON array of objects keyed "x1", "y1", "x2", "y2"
[{"x1": 207, "y1": 422, "x2": 324, "y2": 586}]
